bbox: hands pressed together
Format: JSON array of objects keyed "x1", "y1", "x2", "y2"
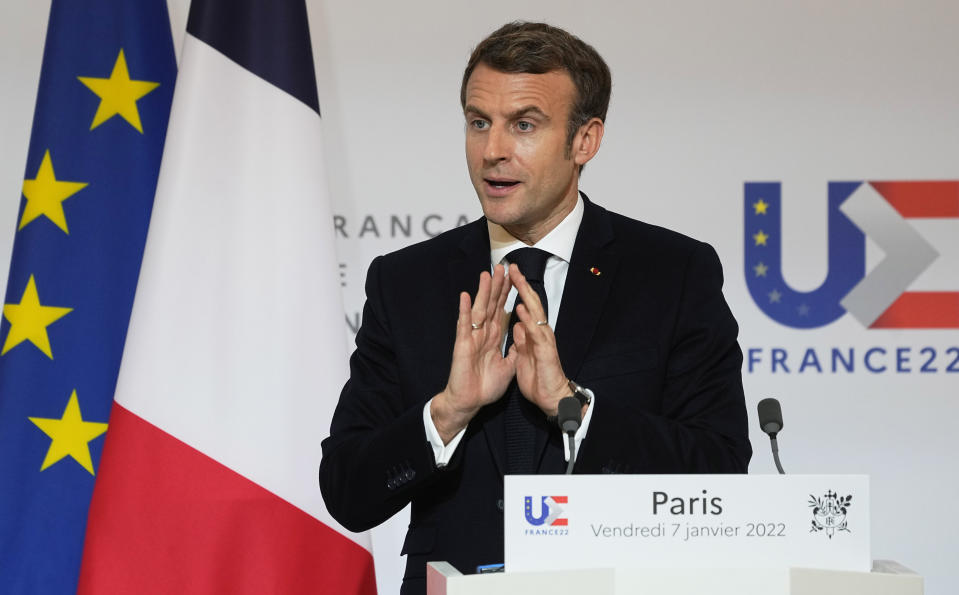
[{"x1": 431, "y1": 264, "x2": 572, "y2": 444}]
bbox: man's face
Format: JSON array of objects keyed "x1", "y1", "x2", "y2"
[{"x1": 463, "y1": 64, "x2": 580, "y2": 242}]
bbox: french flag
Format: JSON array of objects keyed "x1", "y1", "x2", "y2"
[{"x1": 77, "y1": 0, "x2": 377, "y2": 592}]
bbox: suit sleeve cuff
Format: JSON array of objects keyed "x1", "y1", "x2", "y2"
[{"x1": 423, "y1": 399, "x2": 467, "y2": 467}]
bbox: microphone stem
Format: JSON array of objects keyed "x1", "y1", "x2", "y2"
[
  {"x1": 565, "y1": 432, "x2": 576, "y2": 475},
  {"x1": 770, "y1": 436, "x2": 785, "y2": 474}
]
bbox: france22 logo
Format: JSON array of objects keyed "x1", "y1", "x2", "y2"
[
  {"x1": 524, "y1": 495, "x2": 568, "y2": 526},
  {"x1": 744, "y1": 181, "x2": 959, "y2": 329}
]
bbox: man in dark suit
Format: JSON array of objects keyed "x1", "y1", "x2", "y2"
[{"x1": 320, "y1": 22, "x2": 751, "y2": 594}]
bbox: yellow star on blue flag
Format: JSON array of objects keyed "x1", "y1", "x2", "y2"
[
  {"x1": 20, "y1": 150, "x2": 88, "y2": 234},
  {"x1": 29, "y1": 390, "x2": 108, "y2": 475},
  {"x1": 78, "y1": 49, "x2": 161, "y2": 133},
  {"x1": 2, "y1": 274, "x2": 72, "y2": 358}
]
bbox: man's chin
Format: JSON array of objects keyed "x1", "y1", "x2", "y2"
[{"x1": 478, "y1": 198, "x2": 523, "y2": 227}]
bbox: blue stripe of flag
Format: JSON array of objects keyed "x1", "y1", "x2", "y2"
[{"x1": 187, "y1": 0, "x2": 320, "y2": 114}]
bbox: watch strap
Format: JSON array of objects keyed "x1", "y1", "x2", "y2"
[{"x1": 567, "y1": 379, "x2": 591, "y2": 407}]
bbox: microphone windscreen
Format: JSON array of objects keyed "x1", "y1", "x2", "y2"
[
  {"x1": 557, "y1": 396, "x2": 582, "y2": 433},
  {"x1": 757, "y1": 398, "x2": 783, "y2": 435}
]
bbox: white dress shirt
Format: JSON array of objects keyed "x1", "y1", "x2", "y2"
[{"x1": 424, "y1": 196, "x2": 595, "y2": 466}]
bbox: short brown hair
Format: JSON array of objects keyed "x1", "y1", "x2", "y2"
[{"x1": 460, "y1": 22, "x2": 612, "y2": 150}]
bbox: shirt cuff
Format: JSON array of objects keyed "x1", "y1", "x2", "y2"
[
  {"x1": 562, "y1": 388, "x2": 595, "y2": 462},
  {"x1": 423, "y1": 399, "x2": 467, "y2": 467}
]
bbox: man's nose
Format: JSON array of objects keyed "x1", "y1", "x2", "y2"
[{"x1": 483, "y1": 124, "x2": 511, "y2": 163}]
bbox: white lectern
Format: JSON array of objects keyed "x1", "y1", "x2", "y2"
[{"x1": 426, "y1": 475, "x2": 923, "y2": 594}]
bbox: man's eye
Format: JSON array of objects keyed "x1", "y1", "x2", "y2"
[
  {"x1": 471, "y1": 120, "x2": 489, "y2": 130},
  {"x1": 516, "y1": 121, "x2": 533, "y2": 132}
]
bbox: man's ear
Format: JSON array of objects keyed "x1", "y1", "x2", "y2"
[{"x1": 572, "y1": 117, "x2": 605, "y2": 167}]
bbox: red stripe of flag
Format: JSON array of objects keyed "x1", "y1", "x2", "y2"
[
  {"x1": 870, "y1": 292, "x2": 959, "y2": 328},
  {"x1": 870, "y1": 181, "x2": 959, "y2": 218},
  {"x1": 78, "y1": 404, "x2": 376, "y2": 595}
]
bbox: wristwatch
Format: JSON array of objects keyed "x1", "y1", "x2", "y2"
[{"x1": 567, "y1": 379, "x2": 591, "y2": 408}]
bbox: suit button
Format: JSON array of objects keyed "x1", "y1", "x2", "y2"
[{"x1": 496, "y1": 499, "x2": 504, "y2": 511}]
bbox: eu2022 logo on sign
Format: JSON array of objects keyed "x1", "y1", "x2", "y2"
[
  {"x1": 524, "y1": 496, "x2": 568, "y2": 527},
  {"x1": 744, "y1": 181, "x2": 959, "y2": 329}
]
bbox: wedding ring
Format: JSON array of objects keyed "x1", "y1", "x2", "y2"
[
  {"x1": 535, "y1": 320, "x2": 549, "y2": 326},
  {"x1": 471, "y1": 322, "x2": 483, "y2": 330}
]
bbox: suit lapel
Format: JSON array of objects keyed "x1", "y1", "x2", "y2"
[
  {"x1": 447, "y1": 218, "x2": 491, "y2": 303},
  {"x1": 554, "y1": 196, "x2": 619, "y2": 380},
  {"x1": 531, "y1": 196, "x2": 619, "y2": 472}
]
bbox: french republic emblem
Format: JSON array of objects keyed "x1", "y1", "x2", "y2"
[{"x1": 809, "y1": 490, "x2": 852, "y2": 538}]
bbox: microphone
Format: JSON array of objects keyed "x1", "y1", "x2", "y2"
[
  {"x1": 557, "y1": 397, "x2": 582, "y2": 475},
  {"x1": 757, "y1": 398, "x2": 785, "y2": 474},
  {"x1": 557, "y1": 397, "x2": 582, "y2": 433}
]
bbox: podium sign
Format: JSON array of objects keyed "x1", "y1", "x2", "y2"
[{"x1": 504, "y1": 475, "x2": 869, "y2": 573}]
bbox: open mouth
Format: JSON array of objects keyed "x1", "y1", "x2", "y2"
[{"x1": 485, "y1": 179, "x2": 520, "y2": 189}]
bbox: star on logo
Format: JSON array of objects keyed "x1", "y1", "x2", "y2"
[
  {"x1": 798, "y1": 304, "x2": 811, "y2": 316},
  {"x1": 753, "y1": 199, "x2": 769, "y2": 215},
  {"x1": 753, "y1": 262, "x2": 769, "y2": 277},
  {"x1": 2, "y1": 275, "x2": 72, "y2": 358},
  {"x1": 29, "y1": 390, "x2": 108, "y2": 475},
  {"x1": 19, "y1": 150, "x2": 88, "y2": 234},
  {"x1": 78, "y1": 49, "x2": 160, "y2": 133},
  {"x1": 753, "y1": 230, "x2": 769, "y2": 246},
  {"x1": 768, "y1": 289, "x2": 782, "y2": 303}
]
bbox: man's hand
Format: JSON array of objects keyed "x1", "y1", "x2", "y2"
[
  {"x1": 507, "y1": 264, "x2": 570, "y2": 417},
  {"x1": 432, "y1": 265, "x2": 514, "y2": 443}
]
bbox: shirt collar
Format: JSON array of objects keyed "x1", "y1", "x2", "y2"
[{"x1": 488, "y1": 194, "x2": 584, "y2": 265}]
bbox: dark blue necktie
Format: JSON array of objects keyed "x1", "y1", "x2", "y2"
[{"x1": 503, "y1": 247, "x2": 551, "y2": 474}]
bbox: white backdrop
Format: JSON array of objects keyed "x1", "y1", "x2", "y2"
[{"x1": 1, "y1": 1, "x2": 956, "y2": 594}]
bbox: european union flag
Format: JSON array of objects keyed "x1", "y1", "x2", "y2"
[{"x1": 0, "y1": 0, "x2": 175, "y2": 591}]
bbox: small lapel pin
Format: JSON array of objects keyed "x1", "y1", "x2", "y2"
[{"x1": 589, "y1": 267, "x2": 601, "y2": 276}]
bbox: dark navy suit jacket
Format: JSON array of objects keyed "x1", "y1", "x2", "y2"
[{"x1": 320, "y1": 196, "x2": 751, "y2": 594}]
